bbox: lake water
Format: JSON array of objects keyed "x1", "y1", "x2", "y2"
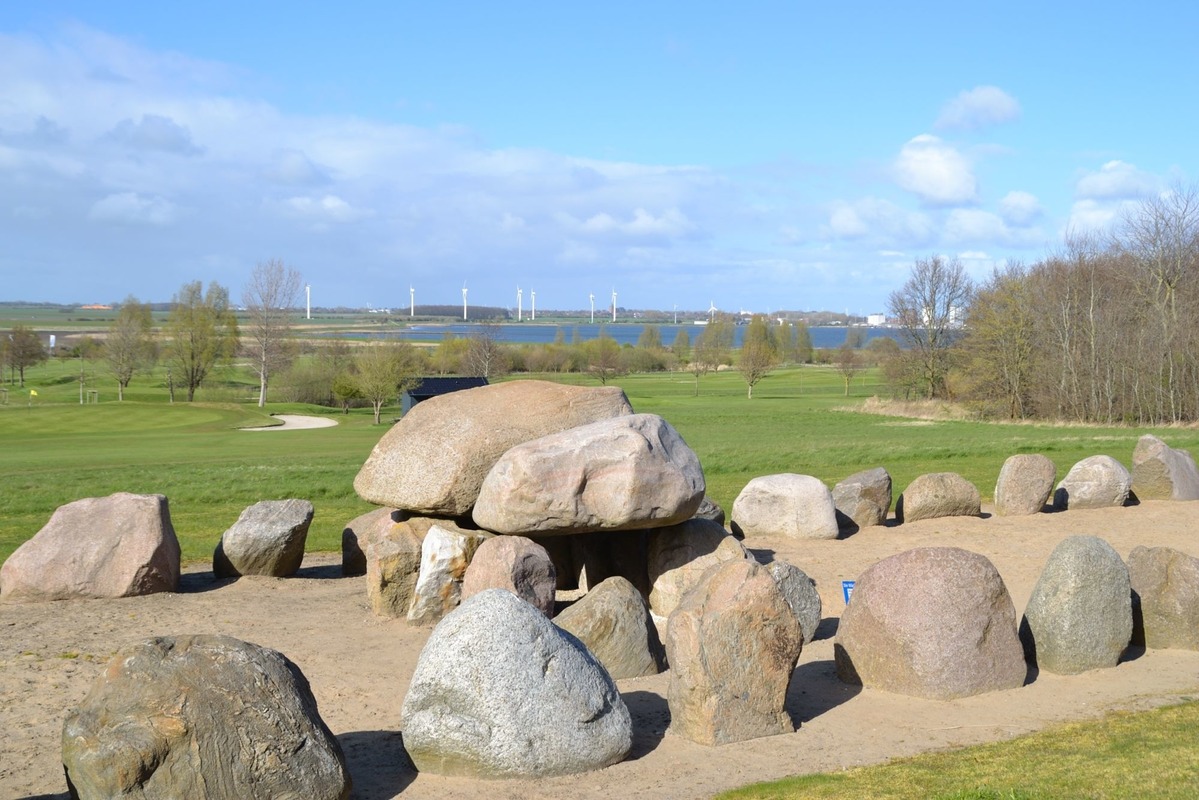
[{"x1": 338, "y1": 323, "x2": 902, "y2": 349}]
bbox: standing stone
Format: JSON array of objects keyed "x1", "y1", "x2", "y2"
[
  {"x1": 213, "y1": 499, "x2": 313, "y2": 578},
  {"x1": 1128, "y1": 545, "x2": 1199, "y2": 650},
  {"x1": 461, "y1": 535, "x2": 557, "y2": 617},
  {"x1": 472, "y1": 414, "x2": 705, "y2": 535},
  {"x1": 1020, "y1": 535, "x2": 1132, "y2": 675},
  {"x1": 832, "y1": 467, "x2": 892, "y2": 533},
  {"x1": 1, "y1": 493, "x2": 179, "y2": 602},
  {"x1": 646, "y1": 519, "x2": 749, "y2": 618},
  {"x1": 1131, "y1": 435, "x2": 1199, "y2": 501},
  {"x1": 767, "y1": 560, "x2": 823, "y2": 644},
  {"x1": 341, "y1": 507, "x2": 396, "y2": 577},
  {"x1": 895, "y1": 473, "x2": 981, "y2": 524},
  {"x1": 401, "y1": 589, "x2": 632, "y2": 778},
  {"x1": 407, "y1": 524, "x2": 493, "y2": 625},
  {"x1": 364, "y1": 516, "x2": 437, "y2": 619},
  {"x1": 354, "y1": 380, "x2": 634, "y2": 516},
  {"x1": 835, "y1": 547, "x2": 1025, "y2": 700},
  {"x1": 555, "y1": 576, "x2": 666, "y2": 679},
  {"x1": 1052, "y1": 455, "x2": 1132, "y2": 510},
  {"x1": 62, "y1": 635, "x2": 350, "y2": 800},
  {"x1": 994, "y1": 454, "x2": 1056, "y2": 516},
  {"x1": 666, "y1": 559, "x2": 803, "y2": 746},
  {"x1": 730, "y1": 474, "x2": 839, "y2": 540}
]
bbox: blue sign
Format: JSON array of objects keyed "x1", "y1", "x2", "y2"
[{"x1": 842, "y1": 580, "x2": 856, "y2": 604}]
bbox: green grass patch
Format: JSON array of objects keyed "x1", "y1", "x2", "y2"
[{"x1": 716, "y1": 700, "x2": 1199, "y2": 800}]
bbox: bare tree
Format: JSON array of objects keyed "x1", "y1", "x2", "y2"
[
  {"x1": 165, "y1": 281, "x2": 240, "y2": 402},
  {"x1": 737, "y1": 315, "x2": 778, "y2": 399},
  {"x1": 887, "y1": 256, "x2": 973, "y2": 399},
  {"x1": 464, "y1": 323, "x2": 509, "y2": 378},
  {"x1": 961, "y1": 264, "x2": 1038, "y2": 418},
  {"x1": 105, "y1": 296, "x2": 156, "y2": 401},
  {"x1": 243, "y1": 259, "x2": 303, "y2": 407},
  {"x1": 834, "y1": 343, "x2": 862, "y2": 396},
  {"x1": 690, "y1": 319, "x2": 733, "y2": 396},
  {"x1": 354, "y1": 342, "x2": 423, "y2": 424}
]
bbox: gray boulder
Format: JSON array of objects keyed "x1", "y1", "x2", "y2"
[
  {"x1": 354, "y1": 380, "x2": 633, "y2": 516},
  {"x1": 401, "y1": 589, "x2": 632, "y2": 778},
  {"x1": 62, "y1": 635, "x2": 350, "y2": 800},
  {"x1": 472, "y1": 413, "x2": 705, "y2": 535},
  {"x1": 1128, "y1": 545, "x2": 1199, "y2": 650},
  {"x1": 693, "y1": 496, "x2": 726, "y2": 526},
  {"x1": 1131, "y1": 435, "x2": 1199, "y2": 501},
  {"x1": 768, "y1": 560, "x2": 823, "y2": 644},
  {"x1": 1020, "y1": 535, "x2": 1132, "y2": 674},
  {"x1": 1, "y1": 493, "x2": 179, "y2": 602},
  {"x1": 461, "y1": 535, "x2": 557, "y2": 617},
  {"x1": 341, "y1": 506, "x2": 395, "y2": 577},
  {"x1": 895, "y1": 473, "x2": 981, "y2": 523},
  {"x1": 835, "y1": 547, "x2": 1025, "y2": 699},
  {"x1": 832, "y1": 467, "x2": 892, "y2": 532},
  {"x1": 666, "y1": 559, "x2": 803, "y2": 746},
  {"x1": 646, "y1": 519, "x2": 749, "y2": 618},
  {"x1": 555, "y1": 576, "x2": 666, "y2": 679},
  {"x1": 213, "y1": 499, "x2": 313, "y2": 578},
  {"x1": 730, "y1": 473, "x2": 839, "y2": 540},
  {"x1": 407, "y1": 523, "x2": 493, "y2": 626},
  {"x1": 994, "y1": 454, "x2": 1056, "y2": 516},
  {"x1": 1052, "y1": 455, "x2": 1131, "y2": 510},
  {"x1": 364, "y1": 516, "x2": 438, "y2": 618}
]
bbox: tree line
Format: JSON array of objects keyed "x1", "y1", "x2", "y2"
[{"x1": 883, "y1": 186, "x2": 1199, "y2": 425}]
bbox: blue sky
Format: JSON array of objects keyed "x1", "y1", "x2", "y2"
[{"x1": 1, "y1": 2, "x2": 1195, "y2": 313}]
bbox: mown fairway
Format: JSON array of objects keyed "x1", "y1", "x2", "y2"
[{"x1": 4, "y1": 358, "x2": 1199, "y2": 563}]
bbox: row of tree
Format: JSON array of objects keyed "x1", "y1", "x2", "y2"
[{"x1": 884, "y1": 186, "x2": 1199, "y2": 424}]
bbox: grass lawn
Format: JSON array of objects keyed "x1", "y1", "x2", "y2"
[{"x1": 716, "y1": 699, "x2": 1199, "y2": 800}]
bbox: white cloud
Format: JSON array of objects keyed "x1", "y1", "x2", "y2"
[
  {"x1": 893, "y1": 135, "x2": 978, "y2": 205},
  {"x1": 284, "y1": 194, "x2": 369, "y2": 223},
  {"x1": 935, "y1": 86, "x2": 1021, "y2": 131},
  {"x1": 563, "y1": 207, "x2": 693, "y2": 241},
  {"x1": 1076, "y1": 160, "x2": 1158, "y2": 200},
  {"x1": 262, "y1": 149, "x2": 330, "y2": 185},
  {"x1": 88, "y1": 192, "x2": 177, "y2": 225},
  {"x1": 1064, "y1": 199, "x2": 1126, "y2": 234},
  {"x1": 102, "y1": 114, "x2": 203, "y2": 155},
  {"x1": 999, "y1": 190, "x2": 1043, "y2": 225},
  {"x1": 826, "y1": 197, "x2": 934, "y2": 244},
  {"x1": 944, "y1": 208, "x2": 1009, "y2": 243}
]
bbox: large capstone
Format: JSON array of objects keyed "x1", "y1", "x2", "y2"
[
  {"x1": 62, "y1": 635, "x2": 350, "y2": 800},
  {"x1": 1, "y1": 492, "x2": 179, "y2": 602},
  {"x1": 472, "y1": 413, "x2": 705, "y2": 535},
  {"x1": 666, "y1": 558, "x2": 803, "y2": 746},
  {"x1": 213, "y1": 499, "x2": 313, "y2": 578},
  {"x1": 400, "y1": 589, "x2": 632, "y2": 778},
  {"x1": 730, "y1": 473, "x2": 839, "y2": 540},
  {"x1": 1020, "y1": 535, "x2": 1132, "y2": 675},
  {"x1": 835, "y1": 547, "x2": 1026, "y2": 700},
  {"x1": 354, "y1": 380, "x2": 634, "y2": 516}
]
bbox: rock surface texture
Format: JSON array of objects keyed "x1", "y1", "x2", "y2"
[
  {"x1": 768, "y1": 560, "x2": 823, "y2": 644},
  {"x1": 895, "y1": 473, "x2": 981, "y2": 524},
  {"x1": 554, "y1": 575, "x2": 666, "y2": 679},
  {"x1": 407, "y1": 524, "x2": 492, "y2": 626},
  {"x1": 400, "y1": 589, "x2": 632, "y2": 778},
  {"x1": 666, "y1": 559, "x2": 803, "y2": 746},
  {"x1": 730, "y1": 473, "x2": 839, "y2": 540},
  {"x1": 472, "y1": 413, "x2": 705, "y2": 535},
  {"x1": 1131, "y1": 435, "x2": 1199, "y2": 501},
  {"x1": 341, "y1": 506, "x2": 395, "y2": 577},
  {"x1": 460, "y1": 535, "x2": 557, "y2": 617},
  {"x1": 1128, "y1": 545, "x2": 1199, "y2": 650},
  {"x1": 1053, "y1": 455, "x2": 1132, "y2": 510},
  {"x1": 1, "y1": 492, "x2": 179, "y2": 602},
  {"x1": 1020, "y1": 535, "x2": 1132, "y2": 674},
  {"x1": 364, "y1": 516, "x2": 438, "y2": 618},
  {"x1": 645, "y1": 519, "x2": 748, "y2": 618},
  {"x1": 213, "y1": 499, "x2": 313, "y2": 578},
  {"x1": 832, "y1": 467, "x2": 892, "y2": 533},
  {"x1": 354, "y1": 380, "x2": 633, "y2": 516},
  {"x1": 62, "y1": 634, "x2": 350, "y2": 800},
  {"x1": 835, "y1": 547, "x2": 1026, "y2": 700},
  {"x1": 993, "y1": 454, "x2": 1056, "y2": 516}
]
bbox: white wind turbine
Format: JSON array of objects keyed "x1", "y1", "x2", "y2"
[
  {"x1": 611, "y1": 288, "x2": 617, "y2": 323},
  {"x1": 305, "y1": 284, "x2": 311, "y2": 320},
  {"x1": 708, "y1": 300, "x2": 717, "y2": 322},
  {"x1": 462, "y1": 282, "x2": 468, "y2": 321},
  {"x1": 531, "y1": 289, "x2": 535, "y2": 321},
  {"x1": 589, "y1": 291, "x2": 595, "y2": 324},
  {"x1": 409, "y1": 286, "x2": 414, "y2": 317},
  {"x1": 517, "y1": 286, "x2": 523, "y2": 322}
]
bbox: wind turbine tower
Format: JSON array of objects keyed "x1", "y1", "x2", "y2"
[
  {"x1": 531, "y1": 290, "x2": 536, "y2": 321},
  {"x1": 305, "y1": 284, "x2": 311, "y2": 320},
  {"x1": 517, "y1": 287, "x2": 523, "y2": 322},
  {"x1": 589, "y1": 292, "x2": 595, "y2": 324},
  {"x1": 409, "y1": 286, "x2": 414, "y2": 317},
  {"x1": 462, "y1": 283, "x2": 468, "y2": 321},
  {"x1": 611, "y1": 288, "x2": 617, "y2": 323},
  {"x1": 708, "y1": 301, "x2": 717, "y2": 322}
]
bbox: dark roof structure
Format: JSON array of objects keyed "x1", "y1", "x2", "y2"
[{"x1": 401, "y1": 376, "x2": 489, "y2": 413}]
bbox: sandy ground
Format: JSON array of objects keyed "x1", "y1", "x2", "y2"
[
  {"x1": 241, "y1": 414, "x2": 340, "y2": 430},
  {"x1": 3, "y1": 501, "x2": 1199, "y2": 800}
]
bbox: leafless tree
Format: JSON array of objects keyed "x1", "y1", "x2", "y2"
[
  {"x1": 243, "y1": 259, "x2": 303, "y2": 407},
  {"x1": 353, "y1": 342, "x2": 423, "y2": 424},
  {"x1": 464, "y1": 323, "x2": 509, "y2": 378},
  {"x1": 887, "y1": 256, "x2": 973, "y2": 399},
  {"x1": 834, "y1": 343, "x2": 862, "y2": 396}
]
